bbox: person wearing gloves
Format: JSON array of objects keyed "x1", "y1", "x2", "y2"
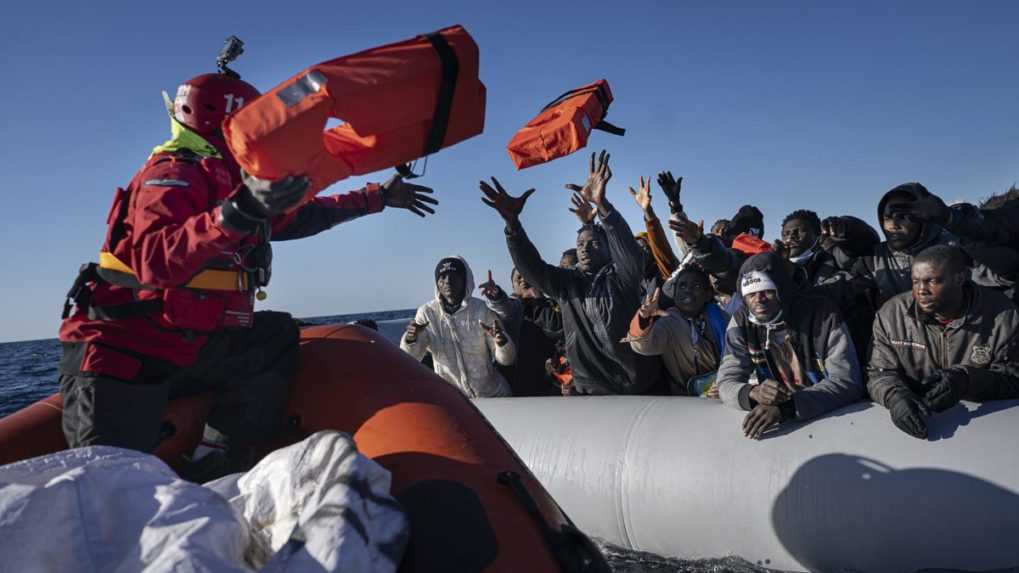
[
  {"x1": 715, "y1": 252, "x2": 864, "y2": 439},
  {"x1": 625, "y1": 265, "x2": 729, "y2": 396},
  {"x1": 868, "y1": 245, "x2": 1019, "y2": 439},
  {"x1": 401, "y1": 257, "x2": 516, "y2": 398},
  {"x1": 58, "y1": 66, "x2": 437, "y2": 479},
  {"x1": 480, "y1": 150, "x2": 662, "y2": 395}
]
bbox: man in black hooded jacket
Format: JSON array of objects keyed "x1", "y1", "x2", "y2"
[
  {"x1": 716, "y1": 251, "x2": 864, "y2": 439},
  {"x1": 831, "y1": 183, "x2": 1013, "y2": 307},
  {"x1": 479, "y1": 151, "x2": 661, "y2": 395},
  {"x1": 776, "y1": 209, "x2": 878, "y2": 363}
]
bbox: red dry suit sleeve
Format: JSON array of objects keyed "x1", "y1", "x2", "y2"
[
  {"x1": 126, "y1": 161, "x2": 248, "y2": 287},
  {"x1": 271, "y1": 183, "x2": 385, "y2": 241}
]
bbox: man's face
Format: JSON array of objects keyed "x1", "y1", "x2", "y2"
[
  {"x1": 511, "y1": 270, "x2": 541, "y2": 300},
  {"x1": 559, "y1": 252, "x2": 578, "y2": 269},
  {"x1": 912, "y1": 261, "x2": 965, "y2": 317},
  {"x1": 437, "y1": 271, "x2": 466, "y2": 307},
  {"x1": 673, "y1": 272, "x2": 713, "y2": 318},
  {"x1": 576, "y1": 229, "x2": 609, "y2": 272},
  {"x1": 744, "y1": 289, "x2": 781, "y2": 322},
  {"x1": 882, "y1": 203, "x2": 922, "y2": 251},
  {"x1": 782, "y1": 218, "x2": 818, "y2": 258}
]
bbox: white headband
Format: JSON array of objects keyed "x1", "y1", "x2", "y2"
[{"x1": 741, "y1": 270, "x2": 777, "y2": 296}]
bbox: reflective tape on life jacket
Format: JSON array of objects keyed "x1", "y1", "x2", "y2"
[
  {"x1": 98, "y1": 252, "x2": 249, "y2": 292},
  {"x1": 223, "y1": 24, "x2": 486, "y2": 201},
  {"x1": 507, "y1": 79, "x2": 625, "y2": 170}
]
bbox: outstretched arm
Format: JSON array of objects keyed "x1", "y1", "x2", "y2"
[
  {"x1": 565, "y1": 151, "x2": 646, "y2": 288},
  {"x1": 273, "y1": 175, "x2": 437, "y2": 241},
  {"x1": 480, "y1": 177, "x2": 573, "y2": 299},
  {"x1": 629, "y1": 174, "x2": 679, "y2": 278}
]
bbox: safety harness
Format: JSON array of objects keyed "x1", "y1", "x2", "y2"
[{"x1": 63, "y1": 114, "x2": 266, "y2": 321}]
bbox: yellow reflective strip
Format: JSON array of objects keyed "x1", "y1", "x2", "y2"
[
  {"x1": 98, "y1": 252, "x2": 136, "y2": 275},
  {"x1": 99, "y1": 251, "x2": 247, "y2": 291},
  {"x1": 185, "y1": 269, "x2": 248, "y2": 291}
]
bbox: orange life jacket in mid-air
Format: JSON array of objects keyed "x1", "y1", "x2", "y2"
[
  {"x1": 507, "y1": 79, "x2": 625, "y2": 170},
  {"x1": 223, "y1": 25, "x2": 486, "y2": 199}
]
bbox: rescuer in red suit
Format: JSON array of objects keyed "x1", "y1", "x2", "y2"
[{"x1": 58, "y1": 44, "x2": 437, "y2": 478}]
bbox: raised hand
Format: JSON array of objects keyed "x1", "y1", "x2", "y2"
[
  {"x1": 564, "y1": 150, "x2": 612, "y2": 209},
  {"x1": 569, "y1": 192, "x2": 597, "y2": 224},
  {"x1": 668, "y1": 213, "x2": 704, "y2": 245},
  {"x1": 404, "y1": 320, "x2": 429, "y2": 344},
  {"x1": 902, "y1": 194, "x2": 950, "y2": 225},
  {"x1": 479, "y1": 320, "x2": 509, "y2": 346},
  {"x1": 656, "y1": 171, "x2": 683, "y2": 212},
  {"x1": 819, "y1": 216, "x2": 848, "y2": 251},
  {"x1": 639, "y1": 287, "x2": 669, "y2": 320},
  {"x1": 478, "y1": 270, "x2": 505, "y2": 301},
  {"x1": 628, "y1": 176, "x2": 654, "y2": 216},
  {"x1": 480, "y1": 177, "x2": 536, "y2": 226},
  {"x1": 381, "y1": 174, "x2": 439, "y2": 217}
]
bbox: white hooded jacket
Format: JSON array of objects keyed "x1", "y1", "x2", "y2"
[{"x1": 400, "y1": 256, "x2": 515, "y2": 397}]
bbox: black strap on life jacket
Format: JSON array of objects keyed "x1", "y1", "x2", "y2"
[
  {"x1": 62, "y1": 263, "x2": 162, "y2": 320},
  {"x1": 540, "y1": 83, "x2": 626, "y2": 137},
  {"x1": 397, "y1": 30, "x2": 460, "y2": 180}
]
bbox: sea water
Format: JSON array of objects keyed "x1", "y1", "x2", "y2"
[{"x1": 0, "y1": 310, "x2": 775, "y2": 573}]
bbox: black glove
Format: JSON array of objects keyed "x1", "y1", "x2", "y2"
[
  {"x1": 920, "y1": 368, "x2": 969, "y2": 413},
  {"x1": 221, "y1": 172, "x2": 309, "y2": 233},
  {"x1": 886, "y1": 386, "x2": 930, "y2": 439},
  {"x1": 241, "y1": 171, "x2": 309, "y2": 217}
]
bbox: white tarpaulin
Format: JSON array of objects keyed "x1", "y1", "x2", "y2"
[{"x1": 0, "y1": 431, "x2": 408, "y2": 572}]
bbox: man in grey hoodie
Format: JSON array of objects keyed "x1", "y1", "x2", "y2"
[
  {"x1": 716, "y1": 252, "x2": 864, "y2": 439},
  {"x1": 479, "y1": 151, "x2": 661, "y2": 395}
]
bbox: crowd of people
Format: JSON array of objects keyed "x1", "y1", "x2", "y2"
[
  {"x1": 57, "y1": 58, "x2": 1019, "y2": 483},
  {"x1": 403, "y1": 150, "x2": 1019, "y2": 441}
]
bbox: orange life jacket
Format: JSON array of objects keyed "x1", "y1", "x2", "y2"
[
  {"x1": 223, "y1": 25, "x2": 486, "y2": 199},
  {"x1": 507, "y1": 79, "x2": 625, "y2": 170},
  {"x1": 731, "y1": 233, "x2": 773, "y2": 256}
]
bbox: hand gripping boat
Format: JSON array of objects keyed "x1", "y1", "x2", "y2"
[
  {"x1": 507, "y1": 79, "x2": 624, "y2": 170},
  {"x1": 223, "y1": 25, "x2": 486, "y2": 199},
  {"x1": 0, "y1": 325, "x2": 607, "y2": 572}
]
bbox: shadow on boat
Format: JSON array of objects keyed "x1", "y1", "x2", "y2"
[{"x1": 771, "y1": 453, "x2": 1019, "y2": 572}]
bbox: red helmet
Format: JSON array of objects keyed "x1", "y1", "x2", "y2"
[{"x1": 173, "y1": 73, "x2": 260, "y2": 134}]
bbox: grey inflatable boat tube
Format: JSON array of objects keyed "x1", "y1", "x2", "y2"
[{"x1": 476, "y1": 396, "x2": 1019, "y2": 573}]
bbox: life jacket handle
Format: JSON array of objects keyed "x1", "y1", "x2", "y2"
[
  {"x1": 540, "y1": 83, "x2": 626, "y2": 137},
  {"x1": 396, "y1": 30, "x2": 461, "y2": 180}
]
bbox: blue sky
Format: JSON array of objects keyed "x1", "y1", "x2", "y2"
[{"x1": 1, "y1": 0, "x2": 1017, "y2": 342}]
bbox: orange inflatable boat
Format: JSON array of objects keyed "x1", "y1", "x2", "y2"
[
  {"x1": 507, "y1": 79, "x2": 624, "y2": 170},
  {"x1": 223, "y1": 25, "x2": 486, "y2": 200},
  {"x1": 0, "y1": 324, "x2": 607, "y2": 572}
]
